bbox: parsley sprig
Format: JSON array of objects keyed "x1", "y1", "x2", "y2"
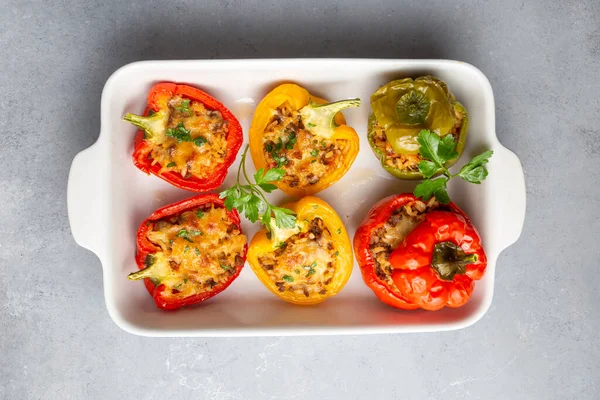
[
  {"x1": 220, "y1": 145, "x2": 297, "y2": 232},
  {"x1": 414, "y1": 130, "x2": 493, "y2": 204}
]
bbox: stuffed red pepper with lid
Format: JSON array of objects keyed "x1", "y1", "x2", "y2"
[
  {"x1": 123, "y1": 83, "x2": 243, "y2": 192},
  {"x1": 128, "y1": 194, "x2": 247, "y2": 310},
  {"x1": 353, "y1": 193, "x2": 487, "y2": 311}
]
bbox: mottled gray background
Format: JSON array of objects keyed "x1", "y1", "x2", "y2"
[{"x1": 1, "y1": 0, "x2": 599, "y2": 399}]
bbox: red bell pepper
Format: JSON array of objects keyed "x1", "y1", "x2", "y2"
[
  {"x1": 389, "y1": 210, "x2": 487, "y2": 310},
  {"x1": 128, "y1": 194, "x2": 248, "y2": 310},
  {"x1": 124, "y1": 83, "x2": 243, "y2": 192},
  {"x1": 353, "y1": 193, "x2": 485, "y2": 310}
]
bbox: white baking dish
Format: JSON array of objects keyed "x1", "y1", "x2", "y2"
[{"x1": 67, "y1": 59, "x2": 525, "y2": 337}]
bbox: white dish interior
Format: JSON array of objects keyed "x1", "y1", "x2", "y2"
[{"x1": 68, "y1": 59, "x2": 525, "y2": 336}]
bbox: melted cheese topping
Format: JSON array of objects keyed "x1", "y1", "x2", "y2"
[
  {"x1": 258, "y1": 218, "x2": 337, "y2": 297},
  {"x1": 148, "y1": 95, "x2": 229, "y2": 180},
  {"x1": 145, "y1": 206, "x2": 246, "y2": 299},
  {"x1": 262, "y1": 104, "x2": 347, "y2": 189},
  {"x1": 369, "y1": 199, "x2": 439, "y2": 292}
]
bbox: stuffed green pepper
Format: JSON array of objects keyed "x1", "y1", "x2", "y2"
[{"x1": 368, "y1": 76, "x2": 469, "y2": 180}]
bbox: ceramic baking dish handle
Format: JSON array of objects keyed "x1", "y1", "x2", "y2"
[
  {"x1": 494, "y1": 145, "x2": 526, "y2": 251},
  {"x1": 67, "y1": 141, "x2": 108, "y2": 256}
]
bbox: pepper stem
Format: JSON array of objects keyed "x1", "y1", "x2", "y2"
[
  {"x1": 299, "y1": 98, "x2": 361, "y2": 138},
  {"x1": 128, "y1": 266, "x2": 154, "y2": 280},
  {"x1": 123, "y1": 111, "x2": 166, "y2": 139},
  {"x1": 128, "y1": 264, "x2": 161, "y2": 285},
  {"x1": 431, "y1": 241, "x2": 478, "y2": 281},
  {"x1": 396, "y1": 90, "x2": 430, "y2": 125}
]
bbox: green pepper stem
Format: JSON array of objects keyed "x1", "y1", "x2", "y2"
[
  {"x1": 460, "y1": 254, "x2": 478, "y2": 263},
  {"x1": 123, "y1": 112, "x2": 166, "y2": 139},
  {"x1": 299, "y1": 98, "x2": 361, "y2": 137},
  {"x1": 310, "y1": 98, "x2": 361, "y2": 116},
  {"x1": 123, "y1": 113, "x2": 151, "y2": 130},
  {"x1": 431, "y1": 241, "x2": 478, "y2": 281},
  {"x1": 128, "y1": 265, "x2": 157, "y2": 281},
  {"x1": 396, "y1": 90, "x2": 430, "y2": 125}
]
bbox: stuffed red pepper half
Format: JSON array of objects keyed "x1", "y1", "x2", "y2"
[
  {"x1": 128, "y1": 194, "x2": 248, "y2": 310},
  {"x1": 353, "y1": 194, "x2": 487, "y2": 311},
  {"x1": 123, "y1": 83, "x2": 243, "y2": 192}
]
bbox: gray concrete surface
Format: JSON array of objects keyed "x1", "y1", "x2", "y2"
[{"x1": 1, "y1": 0, "x2": 599, "y2": 399}]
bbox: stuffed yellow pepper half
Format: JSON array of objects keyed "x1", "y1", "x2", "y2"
[
  {"x1": 249, "y1": 84, "x2": 360, "y2": 197},
  {"x1": 247, "y1": 196, "x2": 353, "y2": 305}
]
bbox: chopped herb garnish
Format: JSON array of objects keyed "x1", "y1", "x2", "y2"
[
  {"x1": 285, "y1": 131, "x2": 297, "y2": 150},
  {"x1": 190, "y1": 230, "x2": 203, "y2": 236},
  {"x1": 321, "y1": 141, "x2": 327, "y2": 148},
  {"x1": 195, "y1": 247, "x2": 200, "y2": 256},
  {"x1": 184, "y1": 245, "x2": 190, "y2": 253},
  {"x1": 176, "y1": 229, "x2": 193, "y2": 242},
  {"x1": 174, "y1": 99, "x2": 191, "y2": 114},
  {"x1": 194, "y1": 136, "x2": 207, "y2": 146},
  {"x1": 311, "y1": 159, "x2": 317, "y2": 163},
  {"x1": 166, "y1": 122, "x2": 192, "y2": 142},
  {"x1": 282, "y1": 275, "x2": 294, "y2": 282},
  {"x1": 166, "y1": 162, "x2": 176, "y2": 168},
  {"x1": 275, "y1": 156, "x2": 288, "y2": 168},
  {"x1": 306, "y1": 261, "x2": 317, "y2": 277},
  {"x1": 310, "y1": 149, "x2": 319, "y2": 157},
  {"x1": 165, "y1": 121, "x2": 206, "y2": 147},
  {"x1": 294, "y1": 269, "x2": 300, "y2": 274},
  {"x1": 276, "y1": 242, "x2": 286, "y2": 249},
  {"x1": 337, "y1": 227, "x2": 341, "y2": 234},
  {"x1": 184, "y1": 278, "x2": 188, "y2": 283},
  {"x1": 265, "y1": 137, "x2": 290, "y2": 167},
  {"x1": 307, "y1": 122, "x2": 316, "y2": 128},
  {"x1": 221, "y1": 264, "x2": 230, "y2": 271},
  {"x1": 334, "y1": 251, "x2": 340, "y2": 257},
  {"x1": 195, "y1": 209, "x2": 205, "y2": 219}
]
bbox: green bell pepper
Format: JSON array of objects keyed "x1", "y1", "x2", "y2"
[{"x1": 367, "y1": 76, "x2": 469, "y2": 180}]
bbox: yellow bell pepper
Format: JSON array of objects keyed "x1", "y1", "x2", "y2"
[
  {"x1": 249, "y1": 83, "x2": 360, "y2": 197},
  {"x1": 247, "y1": 196, "x2": 353, "y2": 305}
]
